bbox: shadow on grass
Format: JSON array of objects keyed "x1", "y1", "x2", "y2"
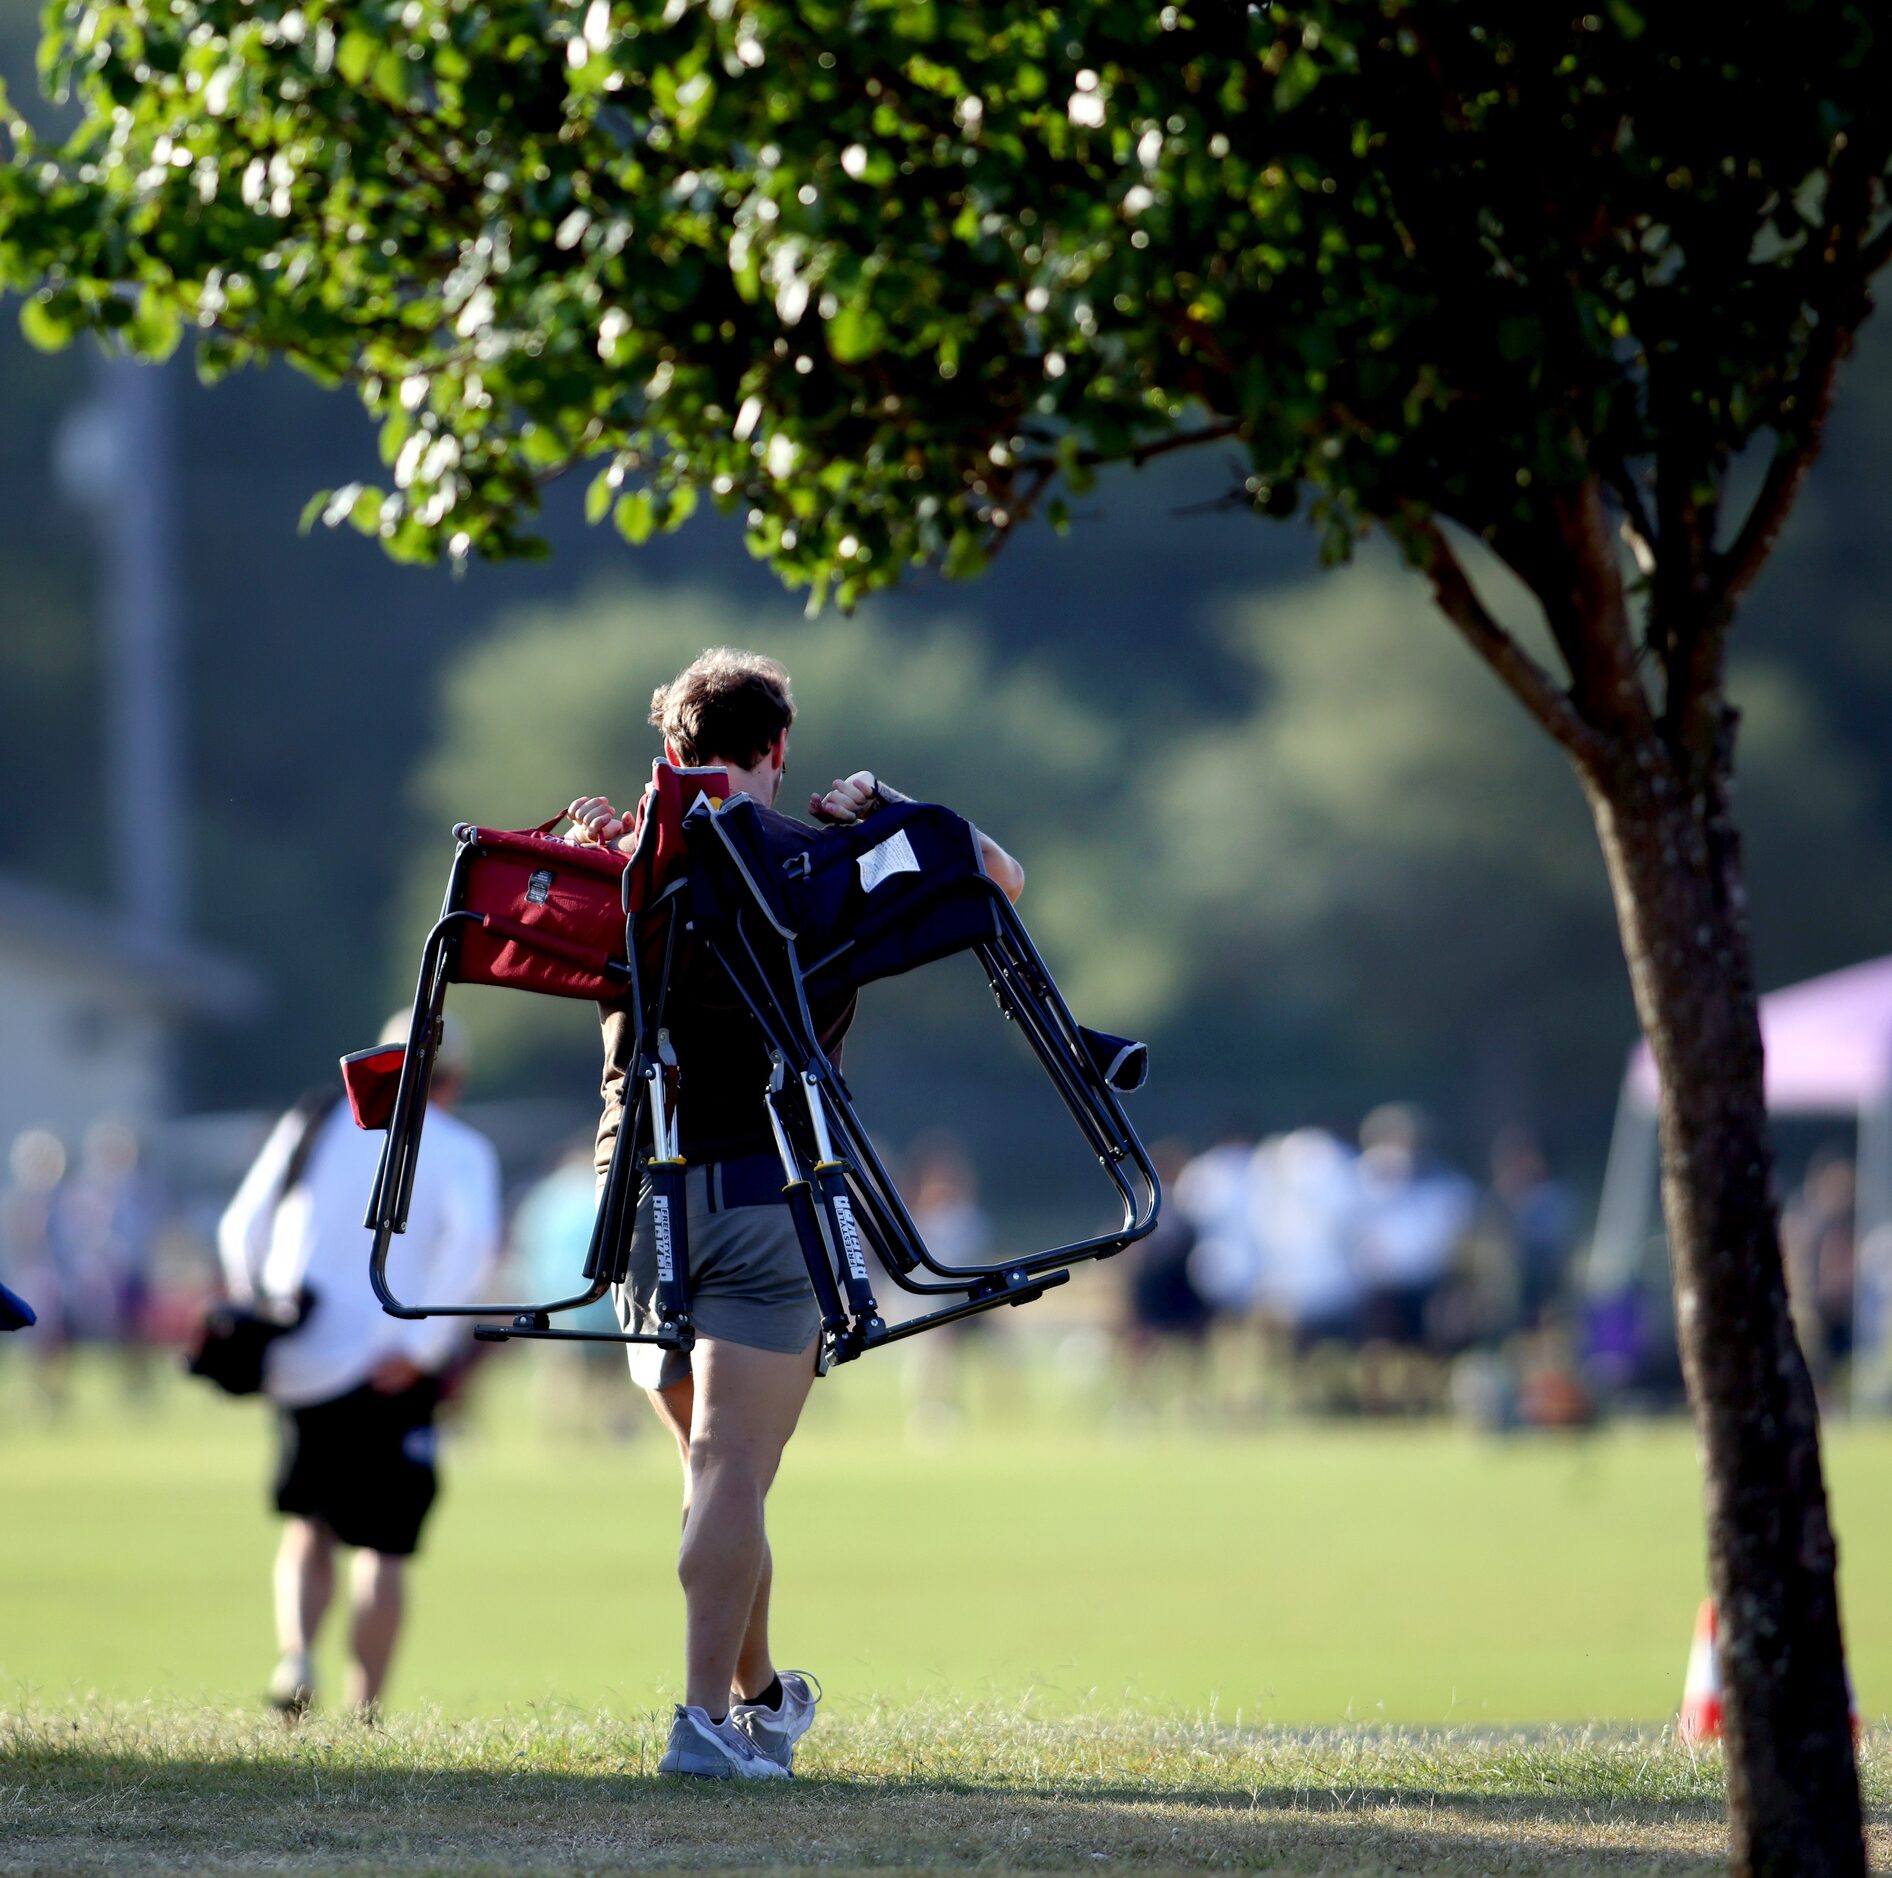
[
  {"x1": 857, "y1": 1772, "x2": 1727, "y2": 1819},
  {"x1": 0, "y1": 1746, "x2": 1747, "y2": 1874}
]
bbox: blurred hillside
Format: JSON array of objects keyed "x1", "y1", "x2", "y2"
[{"x1": 4, "y1": 0, "x2": 1890, "y2": 1191}]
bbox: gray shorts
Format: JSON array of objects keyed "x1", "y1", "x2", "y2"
[{"x1": 613, "y1": 1162, "x2": 822, "y2": 1391}]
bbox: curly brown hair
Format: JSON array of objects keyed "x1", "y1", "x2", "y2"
[{"x1": 649, "y1": 647, "x2": 795, "y2": 768}]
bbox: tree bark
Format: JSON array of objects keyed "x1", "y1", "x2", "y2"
[{"x1": 1584, "y1": 721, "x2": 1863, "y2": 1876}]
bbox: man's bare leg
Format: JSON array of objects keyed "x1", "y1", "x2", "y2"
[
  {"x1": 346, "y1": 1549, "x2": 405, "y2": 1713},
  {"x1": 274, "y1": 1518, "x2": 334, "y2": 1658},
  {"x1": 649, "y1": 1340, "x2": 813, "y2": 1716},
  {"x1": 649, "y1": 1371, "x2": 787, "y2": 1706},
  {"x1": 650, "y1": 1372, "x2": 695, "y2": 1471},
  {"x1": 271, "y1": 1518, "x2": 333, "y2": 1710},
  {"x1": 733, "y1": 1543, "x2": 775, "y2": 1702}
]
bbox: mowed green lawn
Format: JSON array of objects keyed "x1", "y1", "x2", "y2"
[{"x1": 5, "y1": 1348, "x2": 1890, "y2": 1728}]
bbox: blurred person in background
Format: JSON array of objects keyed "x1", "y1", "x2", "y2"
[
  {"x1": 60, "y1": 1119, "x2": 163, "y2": 1395},
  {"x1": 1118, "y1": 1137, "x2": 1211, "y2": 1382},
  {"x1": 2, "y1": 1128, "x2": 72, "y2": 1412},
  {"x1": 1175, "y1": 1127, "x2": 1261, "y2": 1319},
  {"x1": 1486, "y1": 1125, "x2": 1577, "y2": 1333},
  {"x1": 217, "y1": 1013, "x2": 500, "y2": 1717},
  {"x1": 511, "y1": 1133, "x2": 636, "y2": 1438},
  {"x1": 1783, "y1": 1148, "x2": 1857, "y2": 1390},
  {"x1": 1249, "y1": 1127, "x2": 1362, "y2": 1399},
  {"x1": 904, "y1": 1132, "x2": 992, "y2": 1272},
  {"x1": 1351, "y1": 1104, "x2": 1477, "y2": 1412},
  {"x1": 901, "y1": 1132, "x2": 995, "y2": 1436}
]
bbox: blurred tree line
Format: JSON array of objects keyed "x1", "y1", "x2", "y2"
[{"x1": 4, "y1": 0, "x2": 1890, "y2": 1179}]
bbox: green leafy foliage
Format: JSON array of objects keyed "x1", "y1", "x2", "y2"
[
  {"x1": 2, "y1": 4, "x2": 1884, "y2": 600},
  {"x1": 7, "y1": 0, "x2": 1892, "y2": 1163}
]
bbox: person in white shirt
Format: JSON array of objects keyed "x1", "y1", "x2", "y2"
[
  {"x1": 1350, "y1": 1102, "x2": 1478, "y2": 1348},
  {"x1": 217, "y1": 1014, "x2": 500, "y2": 1717},
  {"x1": 1249, "y1": 1127, "x2": 1364, "y2": 1349},
  {"x1": 1174, "y1": 1134, "x2": 1262, "y2": 1314}
]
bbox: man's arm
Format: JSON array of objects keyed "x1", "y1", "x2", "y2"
[
  {"x1": 810, "y1": 771, "x2": 1025, "y2": 904},
  {"x1": 215, "y1": 1109, "x2": 303, "y2": 1301}
]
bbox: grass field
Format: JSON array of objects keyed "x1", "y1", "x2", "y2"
[
  {"x1": 11, "y1": 1704, "x2": 1892, "y2": 1873},
  {"x1": 6, "y1": 1351, "x2": 1892, "y2": 1870},
  {"x1": 5, "y1": 1348, "x2": 1892, "y2": 1727}
]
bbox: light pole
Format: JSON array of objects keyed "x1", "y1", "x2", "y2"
[
  {"x1": 55, "y1": 346, "x2": 188, "y2": 1117},
  {"x1": 55, "y1": 347, "x2": 186, "y2": 943}
]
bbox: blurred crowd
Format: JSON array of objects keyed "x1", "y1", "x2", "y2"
[
  {"x1": 1115, "y1": 1106, "x2": 1589, "y2": 1424},
  {"x1": 1117, "y1": 1106, "x2": 1866, "y2": 1424},
  {"x1": 0, "y1": 1103, "x2": 1867, "y2": 1430},
  {"x1": 0, "y1": 1121, "x2": 170, "y2": 1405}
]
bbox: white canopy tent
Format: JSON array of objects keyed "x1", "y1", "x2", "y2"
[{"x1": 1588, "y1": 954, "x2": 1892, "y2": 1406}]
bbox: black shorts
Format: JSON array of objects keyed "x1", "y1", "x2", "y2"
[
  {"x1": 273, "y1": 1379, "x2": 441, "y2": 1557},
  {"x1": 1362, "y1": 1281, "x2": 1440, "y2": 1349}
]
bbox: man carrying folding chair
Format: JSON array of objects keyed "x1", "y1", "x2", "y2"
[{"x1": 565, "y1": 647, "x2": 1024, "y2": 1780}]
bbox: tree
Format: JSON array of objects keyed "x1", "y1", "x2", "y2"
[{"x1": 4, "y1": 4, "x2": 1886, "y2": 1864}]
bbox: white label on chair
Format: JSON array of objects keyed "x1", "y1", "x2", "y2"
[
  {"x1": 833, "y1": 1194, "x2": 870, "y2": 1280},
  {"x1": 654, "y1": 1196, "x2": 675, "y2": 1283},
  {"x1": 857, "y1": 828, "x2": 920, "y2": 893}
]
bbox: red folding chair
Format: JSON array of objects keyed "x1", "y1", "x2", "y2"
[{"x1": 356, "y1": 763, "x2": 727, "y2": 1348}]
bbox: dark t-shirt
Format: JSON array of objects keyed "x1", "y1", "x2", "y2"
[{"x1": 594, "y1": 804, "x2": 857, "y2": 1177}]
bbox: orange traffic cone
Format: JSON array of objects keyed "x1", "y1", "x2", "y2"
[
  {"x1": 1678, "y1": 1597, "x2": 1861, "y2": 1746},
  {"x1": 1679, "y1": 1598, "x2": 1723, "y2": 1743}
]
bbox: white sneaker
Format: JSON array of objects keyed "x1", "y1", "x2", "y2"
[
  {"x1": 268, "y1": 1651, "x2": 315, "y2": 1718},
  {"x1": 727, "y1": 1670, "x2": 821, "y2": 1771},
  {"x1": 657, "y1": 1703, "x2": 791, "y2": 1780}
]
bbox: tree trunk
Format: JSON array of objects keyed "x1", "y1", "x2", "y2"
[{"x1": 1585, "y1": 726, "x2": 1863, "y2": 1876}]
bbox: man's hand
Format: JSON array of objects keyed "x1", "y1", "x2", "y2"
[
  {"x1": 809, "y1": 771, "x2": 895, "y2": 825},
  {"x1": 368, "y1": 1355, "x2": 428, "y2": 1395},
  {"x1": 565, "y1": 796, "x2": 628, "y2": 846},
  {"x1": 809, "y1": 770, "x2": 1024, "y2": 900}
]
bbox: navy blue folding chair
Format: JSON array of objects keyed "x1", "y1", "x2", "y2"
[{"x1": 681, "y1": 794, "x2": 1159, "y2": 1366}]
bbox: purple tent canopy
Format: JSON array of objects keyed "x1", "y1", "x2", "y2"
[
  {"x1": 1627, "y1": 954, "x2": 1892, "y2": 1114},
  {"x1": 1600, "y1": 954, "x2": 1892, "y2": 1409}
]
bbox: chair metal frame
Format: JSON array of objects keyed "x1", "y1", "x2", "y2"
[
  {"x1": 684, "y1": 797, "x2": 1161, "y2": 1365},
  {"x1": 363, "y1": 793, "x2": 698, "y2": 1354},
  {"x1": 362, "y1": 782, "x2": 1160, "y2": 1368}
]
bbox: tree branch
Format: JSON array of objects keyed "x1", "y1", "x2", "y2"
[
  {"x1": 1469, "y1": 481, "x2": 1651, "y2": 746},
  {"x1": 1646, "y1": 355, "x2": 1719, "y2": 745},
  {"x1": 1709, "y1": 160, "x2": 1887, "y2": 612},
  {"x1": 1859, "y1": 214, "x2": 1892, "y2": 281},
  {"x1": 980, "y1": 459, "x2": 1057, "y2": 566},
  {"x1": 1709, "y1": 342, "x2": 1847, "y2": 612},
  {"x1": 1396, "y1": 512, "x2": 1610, "y2": 773},
  {"x1": 1003, "y1": 419, "x2": 1247, "y2": 553},
  {"x1": 1648, "y1": 154, "x2": 1890, "y2": 781},
  {"x1": 1600, "y1": 455, "x2": 1657, "y2": 561},
  {"x1": 1068, "y1": 419, "x2": 1246, "y2": 473}
]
